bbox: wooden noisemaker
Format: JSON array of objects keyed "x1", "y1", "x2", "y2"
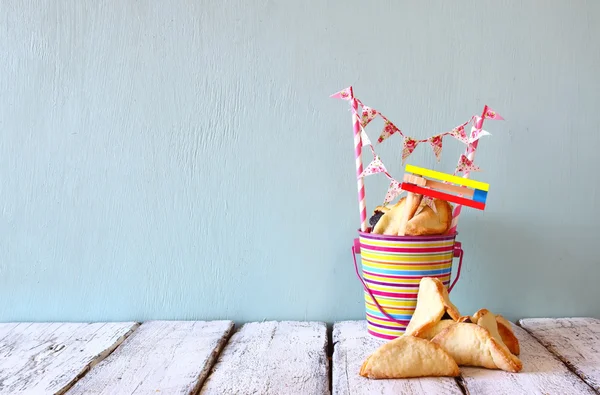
[{"x1": 400, "y1": 164, "x2": 490, "y2": 211}]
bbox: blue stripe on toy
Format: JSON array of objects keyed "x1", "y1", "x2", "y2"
[{"x1": 473, "y1": 189, "x2": 488, "y2": 203}]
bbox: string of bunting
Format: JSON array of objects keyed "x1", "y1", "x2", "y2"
[{"x1": 331, "y1": 87, "x2": 503, "y2": 209}]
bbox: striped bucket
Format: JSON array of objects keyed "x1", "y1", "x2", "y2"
[{"x1": 352, "y1": 230, "x2": 464, "y2": 340}]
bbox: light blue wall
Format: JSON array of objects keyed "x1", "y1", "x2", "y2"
[{"x1": 1, "y1": 1, "x2": 599, "y2": 324}]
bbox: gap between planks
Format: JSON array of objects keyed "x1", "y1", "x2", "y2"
[
  {"x1": 332, "y1": 320, "x2": 597, "y2": 395},
  {"x1": 518, "y1": 317, "x2": 600, "y2": 393},
  {"x1": 0, "y1": 322, "x2": 140, "y2": 395},
  {"x1": 7, "y1": 318, "x2": 594, "y2": 395},
  {"x1": 199, "y1": 321, "x2": 330, "y2": 395},
  {"x1": 66, "y1": 320, "x2": 235, "y2": 395}
]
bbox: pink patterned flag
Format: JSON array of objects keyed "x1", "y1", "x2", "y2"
[
  {"x1": 469, "y1": 126, "x2": 491, "y2": 144},
  {"x1": 384, "y1": 179, "x2": 405, "y2": 204},
  {"x1": 358, "y1": 156, "x2": 387, "y2": 178},
  {"x1": 360, "y1": 129, "x2": 372, "y2": 147},
  {"x1": 456, "y1": 154, "x2": 481, "y2": 173},
  {"x1": 329, "y1": 87, "x2": 353, "y2": 100},
  {"x1": 378, "y1": 120, "x2": 400, "y2": 143},
  {"x1": 450, "y1": 122, "x2": 470, "y2": 144},
  {"x1": 484, "y1": 107, "x2": 504, "y2": 120},
  {"x1": 361, "y1": 106, "x2": 378, "y2": 127},
  {"x1": 402, "y1": 136, "x2": 419, "y2": 163},
  {"x1": 428, "y1": 134, "x2": 444, "y2": 162}
]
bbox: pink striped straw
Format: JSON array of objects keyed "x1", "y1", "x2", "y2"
[
  {"x1": 448, "y1": 105, "x2": 488, "y2": 234},
  {"x1": 350, "y1": 87, "x2": 368, "y2": 232}
]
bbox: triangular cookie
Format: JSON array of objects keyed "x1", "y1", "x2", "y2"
[
  {"x1": 472, "y1": 309, "x2": 520, "y2": 356},
  {"x1": 372, "y1": 198, "x2": 407, "y2": 235},
  {"x1": 359, "y1": 335, "x2": 460, "y2": 379},
  {"x1": 405, "y1": 198, "x2": 453, "y2": 236},
  {"x1": 472, "y1": 309, "x2": 505, "y2": 345},
  {"x1": 404, "y1": 277, "x2": 461, "y2": 337},
  {"x1": 431, "y1": 322, "x2": 523, "y2": 373},
  {"x1": 397, "y1": 192, "x2": 423, "y2": 236},
  {"x1": 496, "y1": 314, "x2": 520, "y2": 355},
  {"x1": 417, "y1": 319, "x2": 456, "y2": 341}
]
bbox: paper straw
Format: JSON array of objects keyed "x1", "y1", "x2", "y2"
[
  {"x1": 350, "y1": 88, "x2": 368, "y2": 232},
  {"x1": 448, "y1": 105, "x2": 488, "y2": 234}
]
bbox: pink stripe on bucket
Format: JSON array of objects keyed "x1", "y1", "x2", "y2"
[
  {"x1": 366, "y1": 312, "x2": 411, "y2": 325},
  {"x1": 358, "y1": 231, "x2": 457, "y2": 242},
  {"x1": 362, "y1": 245, "x2": 453, "y2": 253},
  {"x1": 368, "y1": 290, "x2": 422, "y2": 298},
  {"x1": 367, "y1": 329, "x2": 397, "y2": 340},
  {"x1": 362, "y1": 270, "x2": 451, "y2": 280}
]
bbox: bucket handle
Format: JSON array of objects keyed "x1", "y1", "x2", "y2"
[{"x1": 351, "y1": 239, "x2": 464, "y2": 325}]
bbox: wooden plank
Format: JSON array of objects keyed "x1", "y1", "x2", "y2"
[
  {"x1": 66, "y1": 320, "x2": 234, "y2": 395},
  {"x1": 0, "y1": 323, "x2": 21, "y2": 342},
  {"x1": 460, "y1": 323, "x2": 596, "y2": 395},
  {"x1": 332, "y1": 320, "x2": 463, "y2": 395},
  {"x1": 519, "y1": 317, "x2": 600, "y2": 392},
  {"x1": 0, "y1": 322, "x2": 138, "y2": 395},
  {"x1": 199, "y1": 321, "x2": 329, "y2": 395}
]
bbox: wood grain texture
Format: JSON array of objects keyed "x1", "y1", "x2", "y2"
[
  {"x1": 66, "y1": 320, "x2": 234, "y2": 395},
  {"x1": 0, "y1": 322, "x2": 138, "y2": 395},
  {"x1": 332, "y1": 321, "x2": 463, "y2": 395},
  {"x1": 0, "y1": 323, "x2": 20, "y2": 341},
  {"x1": 460, "y1": 322, "x2": 596, "y2": 395},
  {"x1": 199, "y1": 321, "x2": 329, "y2": 395},
  {"x1": 519, "y1": 317, "x2": 600, "y2": 392}
]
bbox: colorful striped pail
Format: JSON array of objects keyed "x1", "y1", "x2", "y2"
[{"x1": 352, "y1": 230, "x2": 464, "y2": 340}]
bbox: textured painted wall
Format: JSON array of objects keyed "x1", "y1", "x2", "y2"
[{"x1": 1, "y1": 1, "x2": 599, "y2": 323}]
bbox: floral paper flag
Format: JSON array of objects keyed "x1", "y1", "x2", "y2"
[
  {"x1": 456, "y1": 154, "x2": 481, "y2": 173},
  {"x1": 378, "y1": 120, "x2": 400, "y2": 143},
  {"x1": 360, "y1": 128, "x2": 372, "y2": 147},
  {"x1": 469, "y1": 127, "x2": 490, "y2": 144},
  {"x1": 358, "y1": 156, "x2": 387, "y2": 178},
  {"x1": 384, "y1": 179, "x2": 405, "y2": 204},
  {"x1": 484, "y1": 107, "x2": 504, "y2": 120},
  {"x1": 402, "y1": 136, "x2": 419, "y2": 163},
  {"x1": 450, "y1": 122, "x2": 470, "y2": 144},
  {"x1": 329, "y1": 87, "x2": 353, "y2": 100},
  {"x1": 361, "y1": 106, "x2": 378, "y2": 127},
  {"x1": 428, "y1": 134, "x2": 444, "y2": 162}
]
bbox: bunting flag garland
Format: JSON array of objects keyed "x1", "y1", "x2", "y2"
[
  {"x1": 330, "y1": 87, "x2": 353, "y2": 100},
  {"x1": 484, "y1": 107, "x2": 504, "y2": 120},
  {"x1": 449, "y1": 122, "x2": 470, "y2": 144},
  {"x1": 384, "y1": 179, "x2": 404, "y2": 205},
  {"x1": 428, "y1": 134, "x2": 444, "y2": 162},
  {"x1": 456, "y1": 154, "x2": 481, "y2": 173},
  {"x1": 378, "y1": 120, "x2": 400, "y2": 143},
  {"x1": 361, "y1": 106, "x2": 378, "y2": 127},
  {"x1": 331, "y1": 86, "x2": 503, "y2": 208},
  {"x1": 469, "y1": 127, "x2": 490, "y2": 144},
  {"x1": 402, "y1": 137, "x2": 419, "y2": 164},
  {"x1": 358, "y1": 156, "x2": 387, "y2": 178},
  {"x1": 360, "y1": 128, "x2": 372, "y2": 147}
]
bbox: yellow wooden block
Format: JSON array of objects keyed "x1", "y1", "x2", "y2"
[{"x1": 405, "y1": 164, "x2": 489, "y2": 192}]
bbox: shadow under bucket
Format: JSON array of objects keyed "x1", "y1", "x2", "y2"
[{"x1": 352, "y1": 230, "x2": 464, "y2": 340}]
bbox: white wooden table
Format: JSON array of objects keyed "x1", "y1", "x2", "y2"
[{"x1": 1, "y1": 317, "x2": 598, "y2": 394}]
